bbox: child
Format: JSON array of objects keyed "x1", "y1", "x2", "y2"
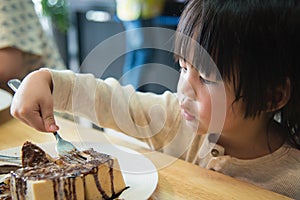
[{"x1": 10, "y1": 0, "x2": 300, "y2": 199}]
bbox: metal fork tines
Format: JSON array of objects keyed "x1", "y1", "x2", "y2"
[
  {"x1": 0, "y1": 155, "x2": 21, "y2": 165},
  {"x1": 53, "y1": 131, "x2": 86, "y2": 161}
]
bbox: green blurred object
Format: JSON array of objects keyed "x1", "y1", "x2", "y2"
[{"x1": 41, "y1": 0, "x2": 69, "y2": 32}]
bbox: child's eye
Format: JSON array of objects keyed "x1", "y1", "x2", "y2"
[
  {"x1": 199, "y1": 76, "x2": 215, "y2": 85},
  {"x1": 179, "y1": 67, "x2": 187, "y2": 74}
]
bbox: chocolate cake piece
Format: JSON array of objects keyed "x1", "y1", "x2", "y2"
[
  {"x1": 10, "y1": 142, "x2": 128, "y2": 200},
  {"x1": 0, "y1": 174, "x2": 11, "y2": 200},
  {"x1": 21, "y1": 141, "x2": 53, "y2": 167}
]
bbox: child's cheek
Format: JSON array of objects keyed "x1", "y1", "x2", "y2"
[
  {"x1": 196, "y1": 100, "x2": 212, "y2": 133},
  {"x1": 197, "y1": 91, "x2": 227, "y2": 134}
]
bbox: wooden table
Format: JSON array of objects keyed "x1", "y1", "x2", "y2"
[{"x1": 0, "y1": 109, "x2": 291, "y2": 200}]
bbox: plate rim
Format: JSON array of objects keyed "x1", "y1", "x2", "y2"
[
  {"x1": 0, "y1": 141, "x2": 158, "y2": 200},
  {"x1": 0, "y1": 89, "x2": 12, "y2": 111}
]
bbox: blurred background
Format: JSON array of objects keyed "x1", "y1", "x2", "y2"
[
  {"x1": 34, "y1": 0, "x2": 187, "y2": 94},
  {"x1": 0, "y1": 0, "x2": 187, "y2": 146}
]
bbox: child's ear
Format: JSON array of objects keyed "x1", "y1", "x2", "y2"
[{"x1": 267, "y1": 78, "x2": 291, "y2": 112}]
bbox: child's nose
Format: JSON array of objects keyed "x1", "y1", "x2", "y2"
[{"x1": 177, "y1": 74, "x2": 196, "y2": 100}]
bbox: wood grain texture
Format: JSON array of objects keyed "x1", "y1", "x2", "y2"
[{"x1": 0, "y1": 111, "x2": 291, "y2": 200}]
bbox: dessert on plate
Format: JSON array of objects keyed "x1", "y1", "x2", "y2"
[{"x1": 2, "y1": 141, "x2": 128, "y2": 200}]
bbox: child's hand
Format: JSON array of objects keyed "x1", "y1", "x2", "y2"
[{"x1": 10, "y1": 69, "x2": 59, "y2": 133}]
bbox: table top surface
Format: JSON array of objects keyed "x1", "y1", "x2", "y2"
[{"x1": 0, "y1": 109, "x2": 291, "y2": 200}]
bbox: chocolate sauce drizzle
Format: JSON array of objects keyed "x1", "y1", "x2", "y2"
[
  {"x1": 11, "y1": 148, "x2": 129, "y2": 200},
  {"x1": 53, "y1": 179, "x2": 58, "y2": 200},
  {"x1": 86, "y1": 158, "x2": 127, "y2": 200}
]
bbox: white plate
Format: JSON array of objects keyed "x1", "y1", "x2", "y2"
[
  {"x1": 0, "y1": 142, "x2": 158, "y2": 200},
  {"x1": 0, "y1": 89, "x2": 12, "y2": 111}
]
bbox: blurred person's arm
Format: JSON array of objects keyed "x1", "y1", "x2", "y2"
[{"x1": 0, "y1": 47, "x2": 41, "y2": 92}]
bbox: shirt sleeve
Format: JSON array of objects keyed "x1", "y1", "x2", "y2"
[{"x1": 48, "y1": 69, "x2": 189, "y2": 151}]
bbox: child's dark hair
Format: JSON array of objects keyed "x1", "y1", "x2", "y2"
[{"x1": 174, "y1": 0, "x2": 300, "y2": 148}]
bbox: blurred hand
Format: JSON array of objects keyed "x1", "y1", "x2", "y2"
[{"x1": 10, "y1": 69, "x2": 59, "y2": 132}]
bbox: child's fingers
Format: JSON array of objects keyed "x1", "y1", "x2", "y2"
[
  {"x1": 10, "y1": 102, "x2": 54, "y2": 132},
  {"x1": 43, "y1": 114, "x2": 59, "y2": 133},
  {"x1": 40, "y1": 101, "x2": 58, "y2": 133},
  {"x1": 19, "y1": 114, "x2": 47, "y2": 132},
  {"x1": 11, "y1": 107, "x2": 45, "y2": 132}
]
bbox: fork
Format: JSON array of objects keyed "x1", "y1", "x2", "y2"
[
  {"x1": 0, "y1": 155, "x2": 21, "y2": 165},
  {"x1": 7, "y1": 79, "x2": 85, "y2": 159}
]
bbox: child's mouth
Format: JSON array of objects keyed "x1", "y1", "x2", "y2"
[{"x1": 182, "y1": 109, "x2": 195, "y2": 121}]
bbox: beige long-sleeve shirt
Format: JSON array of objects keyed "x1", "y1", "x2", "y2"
[{"x1": 49, "y1": 69, "x2": 300, "y2": 199}]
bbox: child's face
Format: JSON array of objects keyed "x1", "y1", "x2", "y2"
[{"x1": 177, "y1": 59, "x2": 246, "y2": 135}]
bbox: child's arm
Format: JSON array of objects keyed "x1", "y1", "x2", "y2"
[
  {"x1": 49, "y1": 69, "x2": 186, "y2": 150},
  {"x1": 11, "y1": 68, "x2": 188, "y2": 151}
]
